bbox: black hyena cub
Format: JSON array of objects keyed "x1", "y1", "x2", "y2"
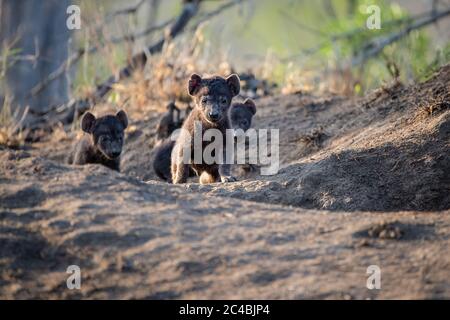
[
  {"x1": 230, "y1": 99, "x2": 258, "y2": 173},
  {"x1": 229, "y1": 98, "x2": 256, "y2": 132},
  {"x1": 156, "y1": 102, "x2": 181, "y2": 140},
  {"x1": 68, "y1": 110, "x2": 128, "y2": 172},
  {"x1": 153, "y1": 98, "x2": 256, "y2": 182},
  {"x1": 153, "y1": 139, "x2": 176, "y2": 182},
  {"x1": 171, "y1": 73, "x2": 240, "y2": 184}
]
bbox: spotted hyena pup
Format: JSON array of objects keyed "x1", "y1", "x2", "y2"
[
  {"x1": 153, "y1": 98, "x2": 256, "y2": 182},
  {"x1": 68, "y1": 110, "x2": 128, "y2": 172},
  {"x1": 229, "y1": 98, "x2": 256, "y2": 132},
  {"x1": 171, "y1": 73, "x2": 240, "y2": 184}
]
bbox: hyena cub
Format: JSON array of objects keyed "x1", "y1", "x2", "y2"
[
  {"x1": 156, "y1": 102, "x2": 181, "y2": 141},
  {"x1": 153, "y1": 98, "x2": 256, "y2": 182},
  {"x1": 171, "y1": 73, "x2": 240, "y2": 184},
  {"x1": 229, "y1": 98, "x2": 256, "y2": 132},
  {"x1": 68, "y1": 110, "x2": 128, "y2": 172},
  {"x1": 153, "y1": 139, "x2": 177, "y2": 182},
  {"x1": 230, "y1": 99, "x2": 258, "y2": 173}
]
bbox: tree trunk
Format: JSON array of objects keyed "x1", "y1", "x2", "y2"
[{"x1": 0, "y1": 0, "x2": 70, "y2": 119}]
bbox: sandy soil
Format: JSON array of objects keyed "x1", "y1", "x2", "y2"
[{"x1": 0, "y1": 65, "x2": 449, "y2": 299}]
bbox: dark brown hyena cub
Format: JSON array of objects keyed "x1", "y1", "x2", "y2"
[
  {"x1": 230, "y1": 99, "x2": 258, "y2": 173},
  {"x1": 68, "y1": 110, "x2": 128, "y2": 172},
  {"x1": 229, "y1": 98, "x2": 256, "y2": 132},
  {"x1": 156, "y1": 102, "x2": 181, "y2": 140},
  {"x1": 153, "y1": 98, "x2": 256, "y2": 182},
  {"x1": 171, "y1": 73, "x2": 240, "y2": 184},
  {"x1": 153, "y1": 139, "x2": 176, "y2": 182}
]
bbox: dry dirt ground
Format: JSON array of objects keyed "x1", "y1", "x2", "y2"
[{"x1": 0, "y1": 66, "x2": 449, "y2": 299}]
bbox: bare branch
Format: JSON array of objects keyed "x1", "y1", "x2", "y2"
[
  {"x1": 281, "y1": 8, "x2": 450, "y2": 63},
  {"x1": 28, "y1": 1, "x2": 202, "y2": 129},
  {"x1": 30, "y1": 0, "x2": 246, "y2": 100},
  {"x1": 92, "y1": 1, "x2": 201, "y2": 104},
  {"x1": 103, "y1": 0, "x2": 147, "y2": 25},
  {"x1": 278, "y1": 9, "x2": 328, "y2": 37},
  {"x1": 29, "y1": 0, "x2": 248, "y2": 130},
  {"x1": 29, "y1": 17, "x2": 173, "y2": 99},
  {"x1": 351, "y1": 7, "x2": 450, "y2": 66},
  {"x1": 188, "y1": 0, "x2": 246, "y2": 31}
]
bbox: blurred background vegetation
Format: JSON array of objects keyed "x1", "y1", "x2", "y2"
[
  {"x1": 73, "y1": 0, "x2": 450, "y2": 97},
  {"x1": 0, "y1": 0, "x2": 449, "y2": 143}
]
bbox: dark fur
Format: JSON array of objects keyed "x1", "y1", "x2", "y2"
[
  {"x1": 171, "y1": 74, "x2": 240, "y2": 184},
  {"x1": 185, "y1": 104, "x2": 193, "y2": 118},
  {"x1": 68, "y1": 110, "x2": 128, "y2": 172},
  {"x1": 156, "y1": 102, "x2": 181, "y2": 140},
  {"x1": 153, "y1": 99, "x2": 256, "y2": 182},
  {"x1": 153, "y1": 140, "x2": 176, "y2": 182},
  {"x1": 230, "y1": 99, "x2": 258, "y2": 173},
  {"x1": 229, "y1": 98, "x2": 256, "y2": 132}
]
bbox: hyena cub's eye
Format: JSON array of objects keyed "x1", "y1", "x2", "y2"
[
  {"x1": 201, "y1": 97, "x2": 208, "y2": 105},
  {"x1": 219, "y1": 96, "x2": 228, "y2": 105}
]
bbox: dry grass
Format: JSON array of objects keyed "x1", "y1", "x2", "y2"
[
  {"x1": 281, "y1": 63, "x2": 360, "y2": 96},
  {"x1": 61, "y1": 23, "x2": 239, "y2": 137},
  {"x1": 361, "y1": 78, "x2": 403, "y2": 109},
  {"x1": 282, "y1": 64, "x2": 318, "y2": 95},
  {"x1": 105, "y1": 26, "x2": 234, "y2": 116},
  {"x1": 366, "y1": 221, "x2": 403, "y2": 240},
  {"x1": 0, "y1": 95, "x2": 29, "y2": 149},
  {"x1": 422, "y1": 92, "x2": 450, "y2": 116},
  {"x1": 297, "y1": 126, "x2": 328, "y2": 148}
]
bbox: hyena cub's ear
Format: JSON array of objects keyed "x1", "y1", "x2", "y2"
[
  {"x1": 81, "y1": 112, "x2": 96, "y2": 133},
  {"x1": 244, "y1": 98, "x2": 256, "y2": 115},
  {"x1": 116, "y1": 110, "x2": 128, "y2": 129},
  {"x1": 188, "y1": 73, "x2": 202, "y2": 96},
  {"x1": 226, "y1": 74, "x2": 241, "y2": 97}
]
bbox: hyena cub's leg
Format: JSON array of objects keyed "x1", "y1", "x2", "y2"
[
  {"x1": 171, "y1": 144, "x2": 190, "y2": 184},
  {"x1": 172, "y1": 163, "x2": 190, "y2": 184},
  {"x1": 199, "y1": 171, "x2": 219, "y2": 185},
  {"x1": 218, "y1": 147, "x2": 237, "y2": 182},
  {"x1": 218, "y1": 163, "x2": 237, "y2": 183}
]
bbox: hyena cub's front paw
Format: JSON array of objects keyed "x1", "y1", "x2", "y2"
[{"x1": 220, "y1": 176, "x2": 237, "y2": 183}]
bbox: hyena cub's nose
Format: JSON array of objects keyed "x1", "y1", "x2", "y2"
[
  {"x1": 112, "y1": 151, "x2": 121, "y2": 158},
  {"x1": 208, "y1": 110, "x2": 220, "y2": 121}
]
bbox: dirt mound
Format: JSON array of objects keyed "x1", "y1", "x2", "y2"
[
  {"x1": 188, "y1": 65, "x2": 450, "y2": 211},
  {"x1": 1, "y1": 150, "x2": 449, "y2": 299},
  {"x1": 30, "y1": 66, "x2": 449, "y2": 213}
]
